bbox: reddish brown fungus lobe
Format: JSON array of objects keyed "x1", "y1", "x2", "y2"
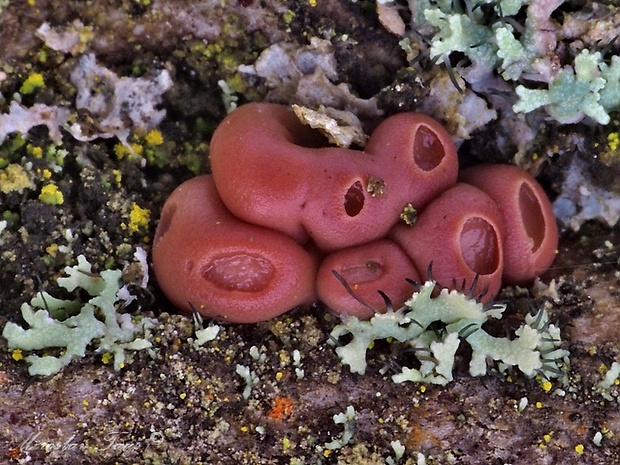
[
  {"x1": 459, "y1": 164, "x2": 558, "y2": 284},
  {"x1": 152, "y1": 175, "x2": 318, "y2": 323},
  {"x1": 154, "y1": 104, "x2": 558, "y2": 321}
]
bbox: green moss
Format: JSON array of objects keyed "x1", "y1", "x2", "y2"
[
  {"x1": 178, "y1": 141, "x2": 206, "y2": 175},
  {"x1": 0, "y1": 135, "x2": 26, "y2": 162}
]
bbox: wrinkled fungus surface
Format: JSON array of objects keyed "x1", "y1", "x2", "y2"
[{"x1": 153, "y1": 103, "x2": 559, "y2": 321}]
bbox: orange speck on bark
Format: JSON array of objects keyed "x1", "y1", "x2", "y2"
[{"x1": 267, "y1": 396, "x2": 295, "y2": 420}]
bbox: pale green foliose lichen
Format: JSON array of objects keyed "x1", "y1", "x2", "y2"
[
  {"x1": 596, "y1": 361, "x2": 620, "y2": 391},
  {"x1": 2, "y1": 255, "x2": 155, "y2": 376},
  {"x1": 425, "y1": 8, "x2": 496, "y2": 70},
  {"x1": 514, "y1": 50, "x2": 610, "y2": 124},
  {"x1": 400, "y1": 0, "x2": 620, "y2": 125},
  {"x1": 192, "y1": 326, "x2": 221, "y2": 349},
  {"x1": 236, "y1": 364, "x2": 259, "y2": 399},
  {"x1": 324, "y1": 405, "x2": 356, "y2": 450},
  {"x1": 330, "y1": 280, "x2": 569, "y2": 386}
]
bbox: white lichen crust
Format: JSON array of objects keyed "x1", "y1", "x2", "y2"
[{"x1": 330, "y1": 280, "x2": 569, "y2": 385}]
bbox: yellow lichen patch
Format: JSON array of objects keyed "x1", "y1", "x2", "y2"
[
  {"x1": 574, "y1": 444, "x2": 585, "y2": 455},
  {"x1": 124, "y1": 202, "x2": 151, "y2": 234},
  {"x1": 112, "y1": 169, "x2": 122, "y2": 187},
  {"x1": 46, "y1": 243, "x2": 59, "y2": 257},
  {"x1": 11, "y1": 349, "x2": 23, "y2": 361},
  {"x1": 0, "y1": 164, "x2": 35, "y2": 194},
  {"x1": 282, "y1": 10, "x2": 295, "y2": 24},
  {"x1": 282, "y1": 436, "x2": 292, "y2": 452},
  {"x1": 607, "y1": 132, "x2": 619, "y2": 152},
  {"x1": 145, "y1": 129, "x2": 164, "y2": 146},
  {"x1": 400, "y1": 203, "x2": 418, "y2": 225},
  {"x1": 20, "y1": 72, "x2": 45, "y2": 94},
  {"x1": 599, "y1": 129, "x2": 620, "y2": 165},
  {"x1": 542, "y1": 432, "x2": 552, "y2": 444},
  {"x1": 114, "y1": 142, "x2": 144, "y2": 160},
  {"x1": 28, "y1": 145, "x2": 44, "y2": 158},
  {"x1": 39, "y1": 183, "x2": 64, "y2": 205}
]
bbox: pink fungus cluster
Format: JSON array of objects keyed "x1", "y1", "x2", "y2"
[{"x1": 152, "y1": 103, "x2": 558, "y2": 323}]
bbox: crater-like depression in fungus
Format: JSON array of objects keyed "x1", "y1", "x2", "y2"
[
  {"x1": 459, "y1": 217, "x2": 500, "y2": 276},
  {"x1": 202, "y1": 254, "x2": 275, "y2": 292}
]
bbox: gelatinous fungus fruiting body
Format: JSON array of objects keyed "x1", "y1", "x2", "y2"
[
  {"x1": 391, "y1": 183, "x2": 505, "y2": 302},
  {"x1": 153, "y1": 103, "x2": 559, "y2": 322},
  {"x1": 152, "y1": 175, "x2": 318, "y2": 323},
  {"x1": 459, "y1": 164, "x2": 559, "y2": 284},
  {"x1": 209, "y1": 103, "x2": 458, "y2": 251},
  {"x1": 316, "y1": 240, "x2": 422, "y2": 320}
]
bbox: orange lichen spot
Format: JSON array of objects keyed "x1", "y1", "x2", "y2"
[
  {"x1": 406, "y1": 426, "x2": 441, "y2": 451},
  {"x1": 9, "y1": 447, "x2": 21, "y2": 459},
  {"x1": 267, "y1": 396, "x2": 295, "y2": 420}
]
